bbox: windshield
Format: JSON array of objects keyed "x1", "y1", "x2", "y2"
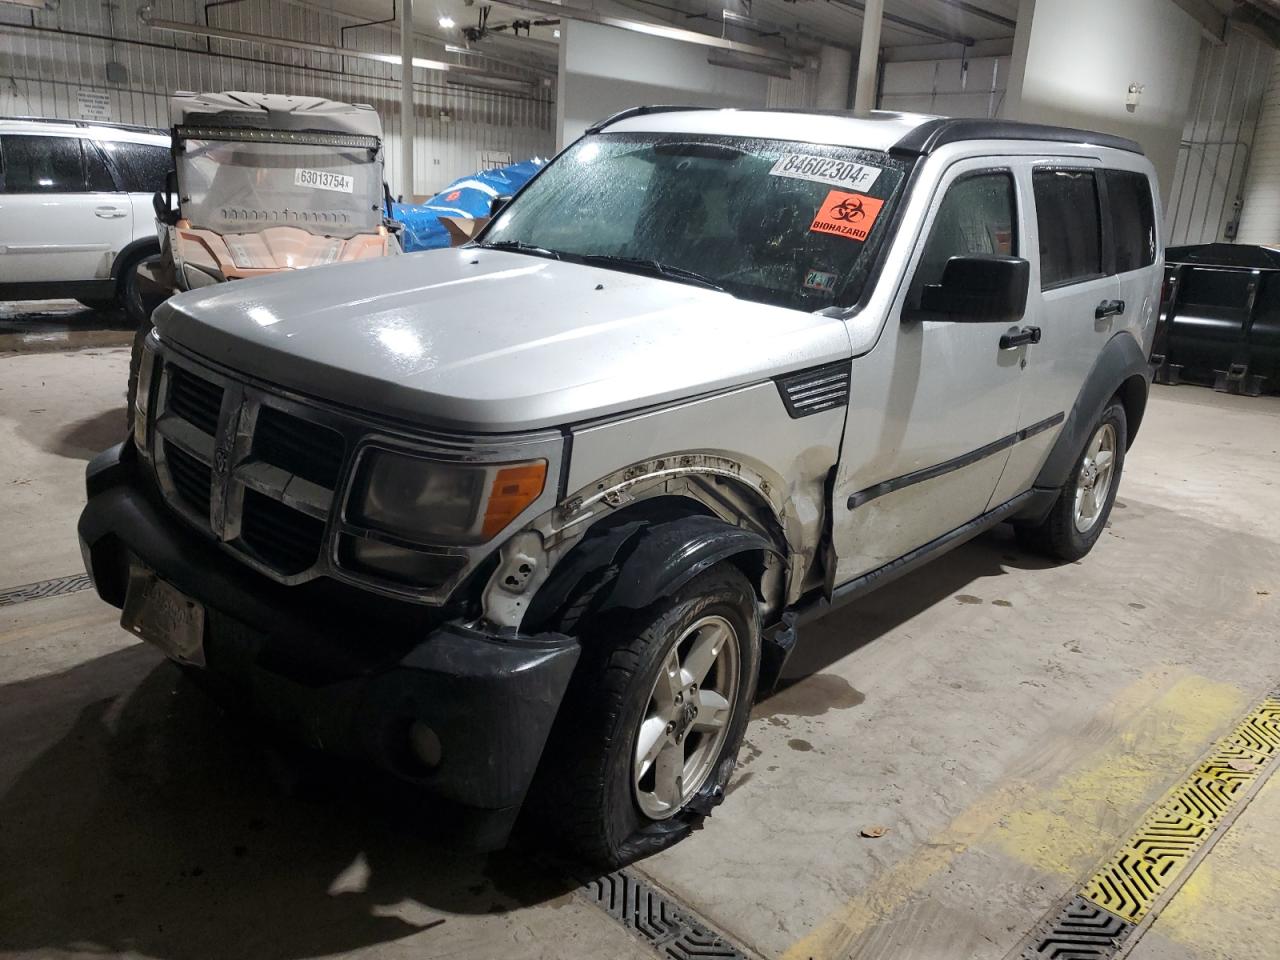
[
  {"x1": 481, "y1": 133, "x2": 912, "y2": 311},
  {"x1": 177, "y1": 138, "x2": 384, "y2": 239}
]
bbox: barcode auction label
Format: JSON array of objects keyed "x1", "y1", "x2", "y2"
[
  {"x1": 294, "y1": 168, "x2": 354, "y2": 193},
  {"x1": 769, "y1": 153, "x2": 882, "y2": 191}
]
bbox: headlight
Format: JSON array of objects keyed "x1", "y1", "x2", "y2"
[{"x1": 350, "y1": 448, "x2": 547, "y2": 545}]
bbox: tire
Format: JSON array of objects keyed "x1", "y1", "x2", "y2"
[
  {"x1": 120, "y1": 252, "x2": 160, "y2": 326},
  {"x1": 125, "y1": 316, "x2": 154, "y2": 432},
  {"x1": 1018, "y1": 399, "x2": 1127, "y2": 562},
  {"x1": 534, "y1": 563, "x2": 761, "y2": 867}
]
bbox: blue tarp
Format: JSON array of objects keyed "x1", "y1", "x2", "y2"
[{"x1": 391, "y1": 158, "x2": 544, "y2": 252}]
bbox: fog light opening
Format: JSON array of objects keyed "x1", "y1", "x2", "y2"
[{"x1": 408, "y1": 721, "x2": 442, "y2": 770}]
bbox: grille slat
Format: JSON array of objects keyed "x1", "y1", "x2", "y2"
[
  {"x1": 168, "y1": 367, "x2": 224, "y2": 435},
  {"x1": 239, "y1": 488, "x2": 325, "y2": 575},
  {"x1": 253, "y1": 406, "x2": 345, "y2": 488},
  {"x1": 164, "y1": 441, "x2": 212, "y2": 518}
]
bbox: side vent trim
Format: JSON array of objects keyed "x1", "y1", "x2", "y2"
[{"x1": 774, "y1": 360, "x2": 852, "y2": 419}]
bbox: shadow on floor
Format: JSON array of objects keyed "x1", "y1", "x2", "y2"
[
  {"x1": 41, "y1": 407, "x2": 128, "y2": 460},
  {"x1": 0, "y1": 645, "x2": 575, "y2": 960},
  {"x1": 775, "y1": 524, "x2": 1057, "y2": 683}
]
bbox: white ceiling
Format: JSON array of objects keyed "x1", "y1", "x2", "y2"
[{"x1": 319, "y1": 0, "x2": 1020, "y2": 63}]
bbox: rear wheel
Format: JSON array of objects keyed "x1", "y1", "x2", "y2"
[
  {"x1": 535, "y1": 563, "x2": 760, "y2": 867},
  {"x1": 1018, "y1": 399, "x2": 1127, "y2": 562}
]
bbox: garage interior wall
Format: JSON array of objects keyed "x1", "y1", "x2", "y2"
[
  {"x1": 879, "y1": 55, "x2": 1010, "y2": 118},
  {"x1": 1166, "y1": 26, "x2": 1274, "y2": 246},
  {"x1": 1004, "y1": 0, "x2": 1202, "y2": 208},
  {"x1": 0, "y1": 0, "x2": 556, "y2": 197},
  {"x1": 556, "y1": 19, "x2": 770, "y2": 148}
]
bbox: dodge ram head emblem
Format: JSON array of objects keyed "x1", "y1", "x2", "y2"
[{"x1": 213, "y1": 432, "x2": 233, "y2": 476}]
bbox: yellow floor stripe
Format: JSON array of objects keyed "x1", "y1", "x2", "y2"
[
  {"x1": 780, "y1": 672, "x2": 1248, "y2": 960},
  {"x1": 1080, "y1": 694, "x2": 1280, "y2": 923}
]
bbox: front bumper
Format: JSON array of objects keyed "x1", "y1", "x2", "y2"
[{"x1": 78, "y1": 441, "x2": 579, "y2": 849}]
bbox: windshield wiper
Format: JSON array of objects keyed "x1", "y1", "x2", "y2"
[
  {"x1": 576, "y1": 254, "x2": 726, "y2": 293},
  {"x1": 479, "y1": 239, "x2": 561, "y2": 260}
]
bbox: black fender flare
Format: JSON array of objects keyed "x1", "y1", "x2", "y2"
[
  {"x1": 524, "y1": 515, "x2": 780, "y2": 631},
  {"x1": 600, "y1": 515, "x2": 779, "y2": 613},
  {"x1": 110, "y1": 236, "x2": 162, "y2": 285},
  {"x1": 1033, "y1": 331, "x2": 1151, "y2": 492}
]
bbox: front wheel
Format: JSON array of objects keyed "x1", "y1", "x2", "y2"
[
  {"x1": 1018, "y1": 399, "x2": 1127, "y2": 562},
  {"x1": 536, "y1": 563, "x2": 761, "y2": 867}
]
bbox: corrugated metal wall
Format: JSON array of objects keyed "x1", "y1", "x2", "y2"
[
  {"x1": 1166, "y1": 27, "x2": 1273, "y2": 246},
  {"x1": 0, "y1": 0, "x2": 556, "y2": 196},
  {"x1": 1234, "y1": 48, "x2": 1280, "y2": 245},
  {"x1": 879, "y1": 56, "x2": 1010, "y2": 118}
]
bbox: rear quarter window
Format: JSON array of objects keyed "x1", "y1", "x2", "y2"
[
  {"x1": 106, "y1": 141, "x2": 172, "y2": 193},
  {"x1": 1105, "y1": 170, "x2": 1156, "y2": 273}
]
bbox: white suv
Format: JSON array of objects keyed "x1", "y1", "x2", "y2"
[{"x1": 0, "y1": 117, "x2": 170, "y2": 311}]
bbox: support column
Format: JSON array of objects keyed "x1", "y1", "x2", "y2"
[
  {"x1": 853, "y1": 0, "x2": 883, "y2": 114},
  {"x1": 399, "y1": 0, "x2": 415, "y2": 201},
  {"x1": 816, "y1": 46, "x2": 853, "y2": 111}
]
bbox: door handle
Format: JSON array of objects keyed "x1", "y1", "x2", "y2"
[
  {"x1": 1095, "y1": 299, "x2": 1125, "y2": 319},
  {"x1": 94, "y1": 206, "x2": 127, "y2": 219},
  {"x1": 1000, "y1": 325, "x2": 1042, "y2": 349}
]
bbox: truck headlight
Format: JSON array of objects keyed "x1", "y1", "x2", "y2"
[{"x1": 350, "y1": 449, "x2": 547, "y2": 545}]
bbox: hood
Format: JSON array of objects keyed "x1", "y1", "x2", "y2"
[{"x1": 154, "y1": 249, "x2": 852, "y2": 433}]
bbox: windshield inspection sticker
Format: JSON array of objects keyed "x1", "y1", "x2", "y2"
[
  {"x1": 294, "y1": 168, "x2": 355, "y2": 193},
  {"x1": 804, "y1": 269, "x2": 837, "y2": 293},
  {"x1": 809, "y1": 190, "x2": 886, "y2": 242},
  {"x1": 770, "y1": 153, "x2": 882, "y2": 191}
]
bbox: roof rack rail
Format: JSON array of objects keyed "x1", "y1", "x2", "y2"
[
  {"x1": 585, "y1": 105, "x2": 716, "y2": 135},
  {"x1": 892, "y1": 117, "x2": 1143, "y2": 156},
  {"x1": 0, "y1": 116, "x2": 167, "y2": 136}
]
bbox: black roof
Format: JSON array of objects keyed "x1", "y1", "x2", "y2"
[
  {"x1": 587, "y1": 107, "x2": 1144, "y2": 157},
  {"x1": 892, "y1": 117, "x2": 1143, "y2": 156}
]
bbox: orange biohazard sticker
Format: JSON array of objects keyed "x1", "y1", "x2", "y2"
[{"x1": 809, "y1": 190, "x2": 885, "y2": 242}]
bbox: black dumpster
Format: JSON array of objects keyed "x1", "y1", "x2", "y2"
[{"x1": 1153, "y1": 243, "x2": 1280, "y2": 396}]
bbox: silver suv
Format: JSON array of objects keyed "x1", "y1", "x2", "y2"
[{"x1": 78, "y1": 109, "x2": 1160, "y2": 865}]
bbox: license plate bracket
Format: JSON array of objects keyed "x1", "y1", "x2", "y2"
[{"x1": 121, "y1": 565, "x2": 206, "y2": 667}]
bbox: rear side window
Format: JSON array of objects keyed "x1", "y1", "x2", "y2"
[
  {"x1": 106, "y1": 141, "x2": 172, "y2": 193},
  {"x1": 1105, "y1": 170, "x2": 1156, "y2": 272},
  {"x1": 1033, "y1": 169, "x2": 1103, "y2": 288},
  {"x1": 1, "y1": 135, "x2": 84, "y2": 193}
]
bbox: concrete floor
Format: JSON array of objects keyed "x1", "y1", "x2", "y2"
[{"x1": 2, "y1": 305, "x2": 1279, "y2": 960}]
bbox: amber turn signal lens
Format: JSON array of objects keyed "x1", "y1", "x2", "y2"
[{"x1": 481, "y1": 462, "x2": 547, "y2": 538}]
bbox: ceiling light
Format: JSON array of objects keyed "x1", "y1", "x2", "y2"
[{"x1": 438, "y1": 15, "x2": 455, "y2": 28}]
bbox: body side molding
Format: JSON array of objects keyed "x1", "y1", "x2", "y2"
[{"x1": 847, "y1": 412, "x2": 1064, "y2": 510}]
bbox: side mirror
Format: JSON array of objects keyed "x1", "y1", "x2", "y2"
[
  {"x1": 916, "y1": 255, "x2": 1029, "y2": 323},
  {"x1": 489, "y1": 195, "x2": 513, "y2": 218},
  {"x1": 153, "y1": 169, "x2": 180, "y2": 226}
]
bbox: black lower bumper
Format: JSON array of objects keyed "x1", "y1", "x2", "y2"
[{"x1": 78, "y1": 441, "x2": 579, "y2": 849}]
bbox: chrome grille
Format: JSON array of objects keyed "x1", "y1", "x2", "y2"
[{"x1": 150, "y1": 359, "x2": 340, "y2": 585}]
